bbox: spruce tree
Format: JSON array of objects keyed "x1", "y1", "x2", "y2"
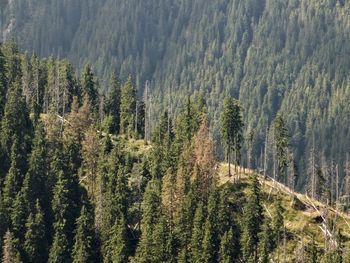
[
  {"x1": 219, "y1": 228, "x2": 235, "y2": 263},
  {"x1": 189, "y1": 202, "x2": 204, "y2": 263},
  {"x1": 23, "y1": 200, "x2": 47, "y2": 263},
  {"x1": 272, "y1": 114, "x2": 289, "y2": 183},
  {"x1": 0, "y1": 46, "x2": 7, "y2": 120},
  {"x1": 72, "y1": 206, "x2": 97, "y2": 263},
  {"x1": 120, "y1": 76, "x2": 136, "y2": 138},
  {"x1": 258, "y1": 218, "x2": 274, "y2": 263},
  {"x1": 105, "y1": 74, "x2": 121, "y2": 134},
  {"x1": 2, "y1": 230, "x2": 21, "y2": 263},
  {"x1": 220, "y1": 97, "x2": 244, "y2": 177},
  {"x1": 81, "y1": 64, "x2": 98, "y2": 111},
  {"x1": 0, "y1": 80, "x2": 32, "y2": 176},
  {"x1": 134, "y1": 180, "x2": 161, "y2": 263},
  {"x1": 241, "y1": 174, "x2": 263, "y2": 263},
  {"x1": 108, "y1": 216, "x2": 128, "y2": 263},
  {"x1": 49, "y1": 171, "x2": 80, "y2": 263},
  {"x1": 202, "y1": 192, "x2": 219, "y2": 263}
]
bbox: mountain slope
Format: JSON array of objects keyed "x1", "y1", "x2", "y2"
[{"x1": 1, "y1": 0, "x2": 350, "y2": 188}]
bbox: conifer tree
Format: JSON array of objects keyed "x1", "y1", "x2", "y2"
[
  {"x1": 1, "y1": 80, "x2": 32, "y2": 175},
  {"x1": 0, "y1": 46, "x2": 7, "y2": 120},
  {"x1": 258, "y1": 218, "x2": 274, "y2": 263},
  {"x1": 272, "y1": 114, "x2": 289, "y2": 183},
  {"x1": 190, "y1": 202, "x2": 204, "y2": 263},
  {"x1": 219, "y1": 228, "x2": 235, "y2": 263},
  {"x1": 2, "y1": 40, "x2": 22, "y2": 86},
  {"x1": 120, "y1": 76, "x2": 136, "y2": 137},
  {"x1": 108, "y1": 216, "x2": 128, "y2": 263},
  {"x1": 134, "y1": 180, "x2": 161, "y2": 263},
  {"x1": 81, "y1": 64, "x2": 98, "y2": 111},
  {"x1": 2, "y1": 230, "x2": 21, "y2": 263},
  {"x1": 105, "y1": 74, "x2": 121, "y2": 134},
  {"x1": 24, "y1": 200, "x2": 47, "y2": 263},
  {"x1": 2, "y1": 138, "x2": 23, "y2": 214},
  {"x1": 21, "y1": 123, "x2": 48, "y2": 213},
  {"x1": 241, "y1": 174, "x2": 263, "y2": 263},
  {"x1": 202, "y1": 192, "x2": 219, "y2": 263},
  {"x1": 49, "y1": 171, "x2": 80, "y2": 263},
  {"x1": 220, "y1": 97, "x2": 244, "y2": 178},
  {"x1": 272, "y1": 194, "x2": 284, "y2": 252},
  {"x1": 72, "y1": 205, "x2": 97, "y2": 263}
]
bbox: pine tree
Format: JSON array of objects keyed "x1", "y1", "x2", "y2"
[
  {"x1": 219, "y1": 228, "x2": 235, "y2": 263},
  {"x1": 134, "y1": 180, "x2": 161, "y2": 263},
  {"x1": 49, "y1": 171, "x2": 80, "y2": 263},
  {"x1": 272, "y1": 194, "x2": 284, "y2": 252},
  {"x1": 72, "y1": 205, "x2": 98, "y2": 263},
  {"x1": 120, "y1": 76, "x2": 136, "y2": 138},
  {"x1": 81, "y1": 64, "x2": 98, "y2": 111},
  {"x1": 0, "y1": 46, "x2": 7, "y2": 120},
  {"x1": 105, "y1": 74, "x2": 121, "y2": 134},
  {"x1": 2, "y1": 230, "x2": 21, "y2": 263},
  {"x1": 2, "y1": 138, "x2": 24, "y2": 214},
  {"x1": 1, "y1": 80, "x2": 32, "y2": 176},
  {"x1": 23, "y1": 200, "x2": 47, "y2": 263},
  {"x1": 258, "y1": 218, "x2": 274, "y2": 263},
  {"x1": 272, "y1": 114, "x2": 289, "y2": 184},
  {"x1": 220, "y1": 97, "x2": 244, "y2": 178},
  {"x1": 202, "y1": 192, "x2": 219, "y2": 263},
  {"x1": 21, "y1": 123, "x2": 48, "y2": 213},
  {"x1": 241, "y1": 174, "x2": 263, "y2": 263},
  {"x1": 108, "y1": 216, "x2": 128, "y2": 263},
  {"x1": 190, "y1": 202, "x2": 204, "y2": 263}
]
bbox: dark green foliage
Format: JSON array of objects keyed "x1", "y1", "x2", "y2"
[
  {"x1": 258, "y1": 218, "x2": 274, "y2": 263},
  {"x1": 24, "y1": 201, "x2": 47, "y2": 263},
  {"x1": 0, "y1": 80, "x2": 32, "y2": 176},
  {"x1": 81, "y1": 64, "x2": 98, "y2": 110},
  {"x1": 0, "y1": 46, "x2": 7, "y2": 120},
  {"x1": 105, "y1": 74, "x2": 121, "y2": 134},
  {"x1": 241, "y1": 174, "x2": 264, "y2": 263},
  {"x1": 72, "y1": 205, "x2": 98, "y2": 263},
  {"x1": 219, "y1": 228, "x2": 235, "y2": 263},
  {"x1": 220, "y1": 97, "x2": 244, "y2": 176},
  {"x1": 190, "y1": 202, "x2": 204, "y2": 263},
  {"x1": 107, "y1": 216, "x2": 128, "y2": 263},
  {"x1": 273, "y1": 114, "x2": 289, "y2": 183},
  {"x1": 49, "y1": 171, "x2": 81, "y2": 263},
  {"x1": 134, "y1": 180, "x2": 161, "y2": 262},
  {"x1": 120, "y1": 76, "x2": 136, "y2": 138}
]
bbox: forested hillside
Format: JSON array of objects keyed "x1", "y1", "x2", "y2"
[
  {"x1": 0, "y1": 41, "x2": 350, "y2": 262},
  {"x1": 1, "y1": 0, "x2": 350, "y2": 187}
]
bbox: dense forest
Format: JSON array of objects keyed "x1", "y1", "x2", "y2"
[
  {"x1": 1, "y1": 0, "x2": 350, "y2": 189},
  {"x1": 0, "y1": 40, "x2": 350, "y2": 262}
]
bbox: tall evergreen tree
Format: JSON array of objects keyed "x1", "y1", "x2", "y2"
[
  {"x1": 0, "y1": 46, "x2": 7, "y2": 120},
  {"x1": 258, "y1": 218, "x2": 274, "y2": 263},
  {"x1": 105, "y1": 74, "x2": 121, "y2": 134},
  {"x1": 220, "y1": 97, "x2": 244, "y2": 177},
  {"x1": 0, "y1": 80, "x2": 32, "y2": 176},
  {"x1": 80, "y1": 64, "x2": 98, "y2": 111},
  {"x1": 49, "y1": 170, "x2": 80, "y2": 263},
  {"x1": 241, "y1": 174, "x2": 263, "y2": 263},
  {"x1": 23, "y1": 200, "x2": 47, "y2": 263},
  {"x1": 219, "y1": 228, "x2": 235, "y2": 263},
  {"x1": 272, "y1": 114, "x2": 289, "y2": 183},
  {"x1": 2, "y1": 230, "x2": 21, "y2": 263},
  {"x1": 72, "y1": 205, "x2": 98, "y2": 263},
  {"x1": 120, "y1": 76, "x2": 136, "y2": 138},
  {"x1": 108, "y1": 215, "x2": 128, "y2": 263},
  {"x1": 189, "y1": 202, "x2": 205, "y2": 263}
]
